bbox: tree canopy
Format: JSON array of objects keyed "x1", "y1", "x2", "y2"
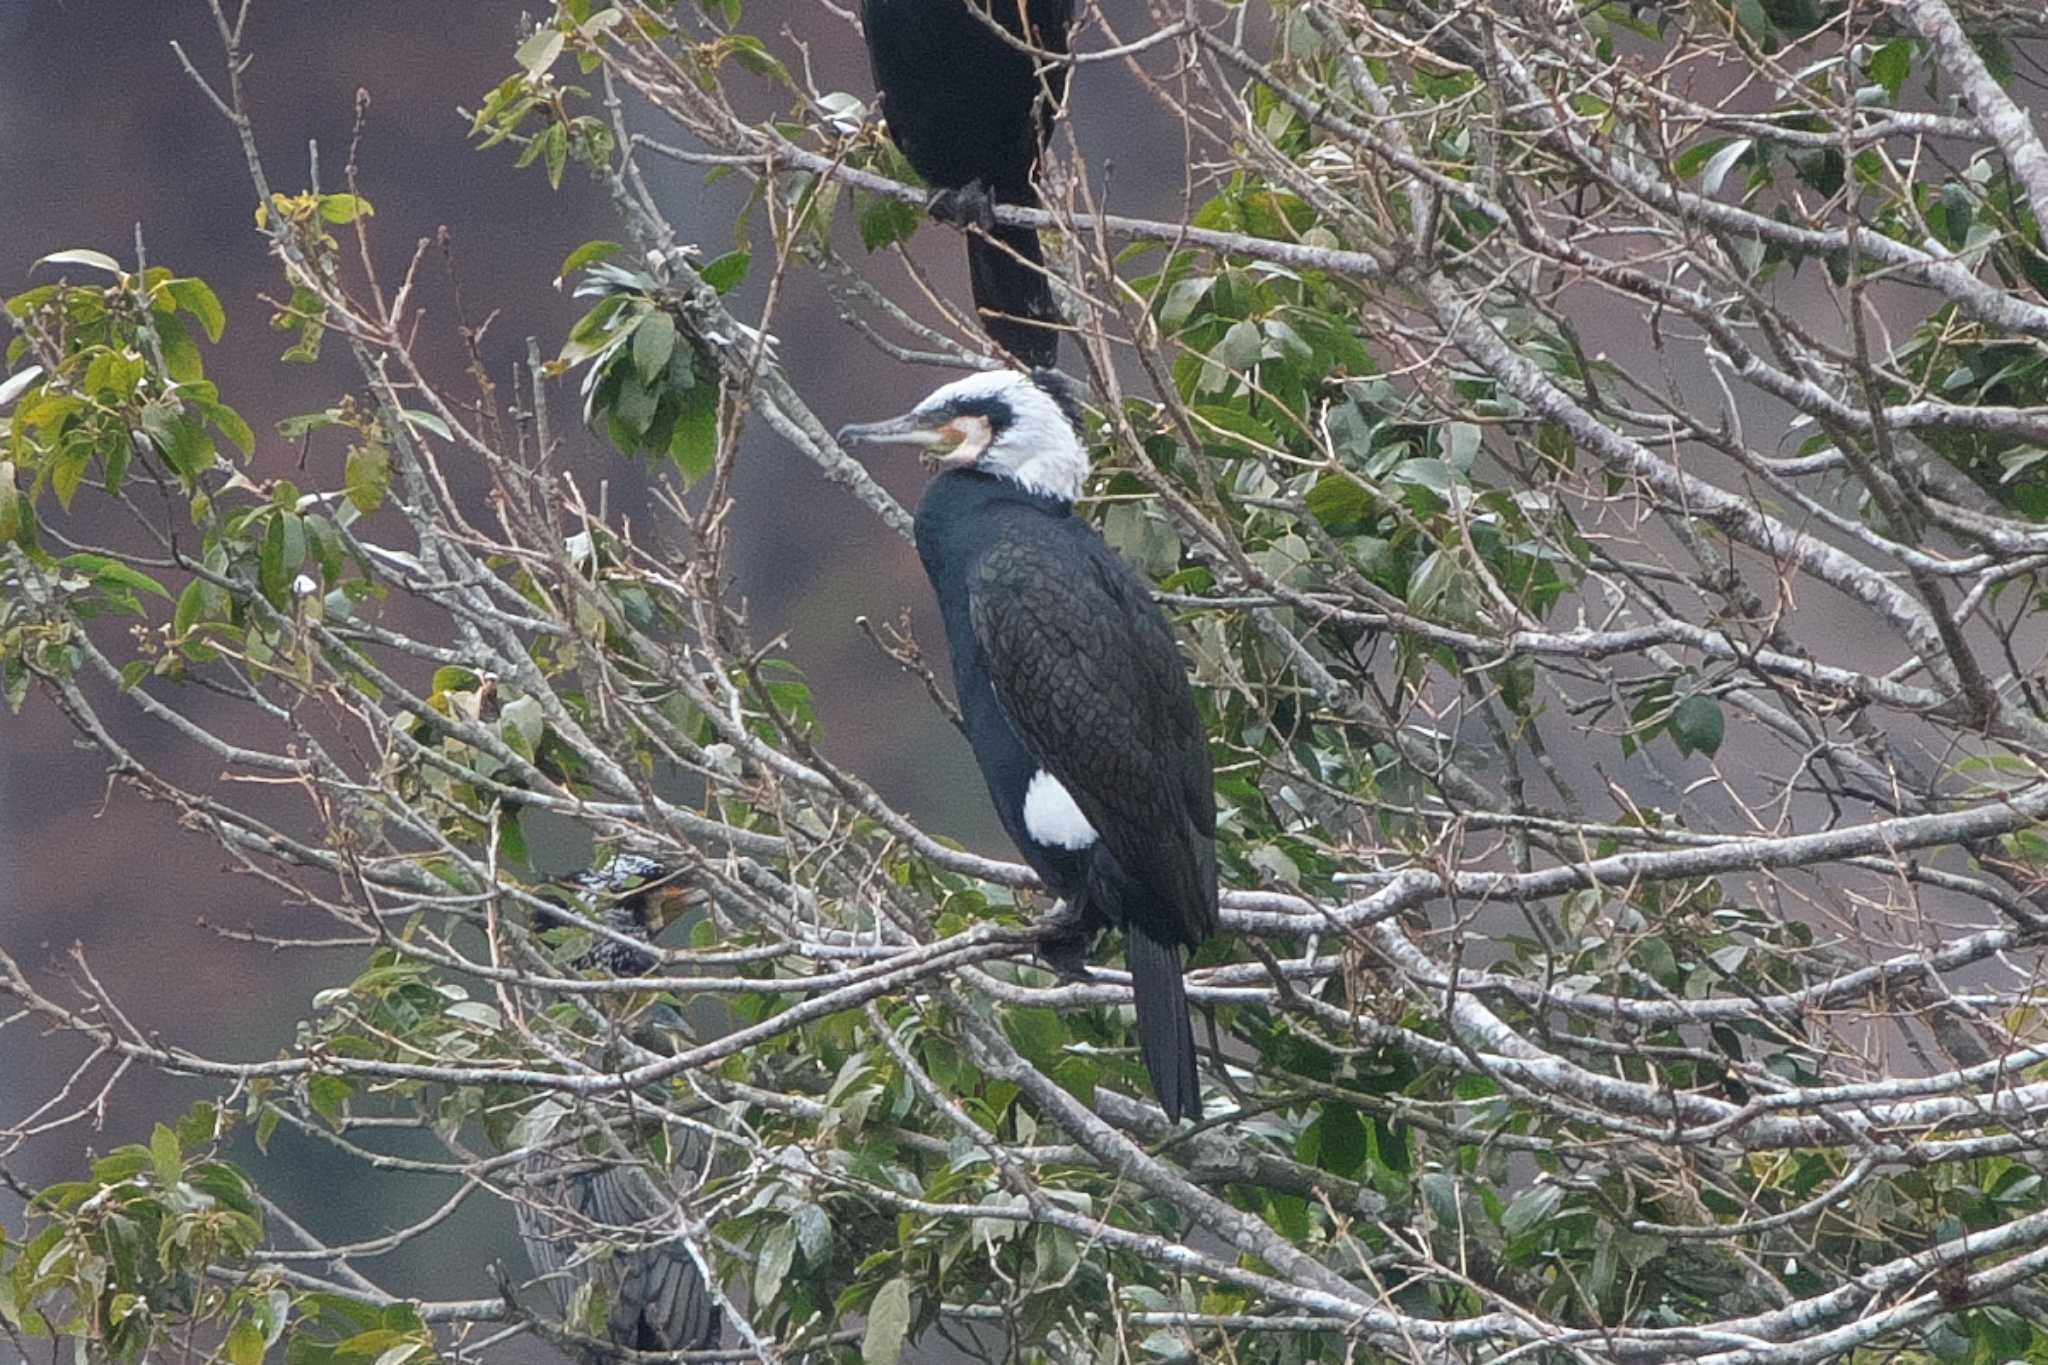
[{"x1": 6, "y1": 1, "x2": 2048, "y2": 1362}]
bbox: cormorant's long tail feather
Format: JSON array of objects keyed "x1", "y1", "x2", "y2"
[
  {"x1": 1126, "y1": 929, "x2": 1201, "y2": 1123},
  {"x1": 968, "y1": 223, "x2": 1060, "y2": 369}
]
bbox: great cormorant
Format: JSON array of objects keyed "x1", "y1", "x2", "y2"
[
  {"x1": 516, "y1": 856, "x2": 722, "y2": 1360},
  {"x1": 840, "y1": 370, "x2": 1217, "y2": 1121},
  {"x1": 862, "y1": 0, "x2": 1071, "y2": 368}
]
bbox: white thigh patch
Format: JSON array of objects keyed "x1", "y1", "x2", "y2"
[{"x1": 1023, "y1": 769, "x2": 1098, "y2": 850}]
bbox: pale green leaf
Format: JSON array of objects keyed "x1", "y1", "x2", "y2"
[
  {"x1": 862, "y1": 1277, "x2": 913, "y2": 1365},
  {"x1": 347, "y1": 443, "x2": 392, "y2": 515},
  {"x1": 517, "y1": 27, "x2": 565, "y2": 79},
  {"x1": 632, "y1": 312, "x2": 677, "y2": 388},
  {"x1": 36, "y1": 248, "x2": 123, "y2": 276},
  {"x1": 149, "y1": 1122, "x2": 183, "y2": 1186}
]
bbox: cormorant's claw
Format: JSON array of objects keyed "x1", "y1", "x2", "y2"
[
  {"x1": 928, "y1": 180, "x2": 998, "y2": 233},
  {"x1": 1033, "y1": 901, "x2": 1097, "y2": 982}
]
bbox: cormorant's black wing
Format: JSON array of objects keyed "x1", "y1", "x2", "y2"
[
  {"x1": 966, "y1": 514, "x2": 1217, "y2": 945},
  {"x1": 516, "y1": 1139, "x2": 721, "y2": 1358},
  {"x1": 860, "y1": 0, "x2": 1071, "y2": 368},
  {"x1": 861, "y1": 0, "x2": 1071, "y2": 188}
]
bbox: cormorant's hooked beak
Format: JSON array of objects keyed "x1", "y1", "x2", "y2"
[
  {"x1": 837, "y1": 410, "x2": 972, "y2": 468},
  {"x1": 641, "y1": 884, "x2": 710, "y2": 934},
  {"x1": 837, "y1": 411, "x2": 942, "y2": 449}
]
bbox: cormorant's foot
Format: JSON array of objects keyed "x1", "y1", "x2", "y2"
[
  {"x1": 928, "y1": 180, "x2": 997, "y2": 232},
  {"x1": 1034, "y1": 903, "x2": 1096, "y2": 982},
  {"x1": 1038, "y1": 933, "x2": 1093, "y2": 982}
]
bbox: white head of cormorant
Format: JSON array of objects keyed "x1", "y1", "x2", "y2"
[
  {"x1": 838, "y1": 368, "x2": 1086, "y2": 502},
  {"x1": 842, "y1": 371, "x2": 1218, "y2": 1123}
]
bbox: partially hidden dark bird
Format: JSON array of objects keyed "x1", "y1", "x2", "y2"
[
  {"x1": 862, "y1": 0, "x2": 1071, "y2": 368},
  {"x1": 516, "y1": 855, "x2": 722, "y2": 1361},
  {"x1": 840, "y1": 370, "x2": 1217, "y2": 1121}
]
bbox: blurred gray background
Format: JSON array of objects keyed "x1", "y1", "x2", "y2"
[{"x1": 0, "y1": 2, "x2": 1184, "y2": 1352}]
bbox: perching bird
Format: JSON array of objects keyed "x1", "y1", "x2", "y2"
[
  {"x1": 862, "y1": 0, "x2": 1071, "y2": 368},
  {"x1": 840, "y1": 370, "x2": 1217, "y2": 1121},
  {"x1": 515, "y1": 856, "x2": 722, "y2": 1361}
]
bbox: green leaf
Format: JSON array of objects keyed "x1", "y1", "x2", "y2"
[
  {"x1": 558, "y1": 239, "x2": 624, "y2": 283},
  {"x1": 754, "y1": 1219, "x2": 797, "y2": 1309},
  {"x1": 432, "y1": 666, "x2": 481, "y2": 695},
  {"x1": 50, "y1": 444, "x2": 89, "y2": 512},
  {"x1": 276, "y1": 284, "x2": 327, "y2": 363},
  {"x1": 795, "y1": 1203, "x2": 831, "y2": 1264},
  {"x1": 347, "y1": 443, "x2": 392, "y2": 515},
  {"x1": 1407, "y1": 548, "x2": 1459, "y2": 613},
  {"x1": 560, "y1": 292, "x2": 634, "y2": 363},
  {"x1": 0, "y1": 462, "x2": 19, "y2": 542},
  {"x1": 278, "y1": 409, "x2": 342, "y2": 439},
  {"x1": 61, "y1": 554, "x2": 172, "y2": 602},
  {"x1": 1156, "y1": 275, "x2": 1215, "y2": 329},
  {"x1": 862, "y1": 1277, "x2": 913, "y2": 1365},
  {"x1": 306, "y1": 514, "x2": 346, "y2": 583},
  {"x1": 308, "y1": 1074, "x2": 351, "y2": 1124},
  {"x1": 1500, "y1": 1183, "x2": 1562, "y2": 1238},
  {"x1": 701, "y1": 249, "x2": 751, "y2": 293},
  {"x1": 174, "y1": 579, "x2": 209, "y2": 638},
  {"x1": 261, "y1": 513, "x2": 308, "y2": 605},
  {"x1": 254, "y1": 1104, "x2": 281, "y2": 1155},
  {"x1": 1192, "y1": 402, "x2": 1279, "y2": 451},
  {"x1": 1442, "y1": 421, "x2": 1481, "y2": 471},
  {"x1": 202, "y1": 400, "x2": 257, "y2": 458},
  {"x1": 157, "y1": 314, "x2": 205, "y2": 382},
  {"x1": 1298, "y1": 1104, "x2": 1368, "y2": 1179},
  {"x1": 1101, "y1": 502, "x2": 1181, "y2": 578},
  {"x1": 398, "y1": 409, "x2": 453, "y2": 442},
  {"x1": 1867, "y1": 39, "x2": 1912, "y2": 101},
  {"x1": 142, "y1": 405, "x2": 219, "y2": 483},
  {"x1": 1139, "y1": 1330, "x2": 1195, "y2": 1361},
  {"x1": 726, "y1": 34, "x2": 790, "y2": 84},
  {"x1": 496, "y1": 806, "x2": 529, "y2": 866},
  {"x1": 226, "y1": 1320, "x2": 265, "y2": 1365},
  {"x1": 1305, "y1": 474, "x2": 1370, "y2": 530},
  {"x1": 164, "y1": 278, "x2": 226, "y2": 343},
  {"x1": 611, "y1": 370, "x2": 657, "y2": 441},
  {"x1": 543, "y1": 122, "x2": 569, "y2": 189},
  {"x1": 1217, "y1": 318, "x2": 1263, "y2": 369},
  {"x1": 632, "y1": 311, "x2": 678, "y2": 388},
  {"x1": 317, "y1": 193, "x2": 375, "y2": 224},
  {"x1": 104, "y1": 431, "x2": 134, "y2": 491},
  {"x1": 1670, "y1": 693, "x2": 1725, "y2": 758},
  {"x1": 859, "y1": 194, "x2": 922, "y2": 252},
  {"x1": 1966, "y1": 1306, "x2": 2033, "y2": 1358},
  {"x1": 499, "y1": 694, "x2": 545, "y2": 753},
  {"x1": 670, "y1": 381, "x2": 719, "y2": 482},
  {"x1": 1733, "y1": 0, "x2": 1771, "y2": 43},
  {"x1": 149, "y1": 1122, "x2": 183, "y2": 1186}
]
